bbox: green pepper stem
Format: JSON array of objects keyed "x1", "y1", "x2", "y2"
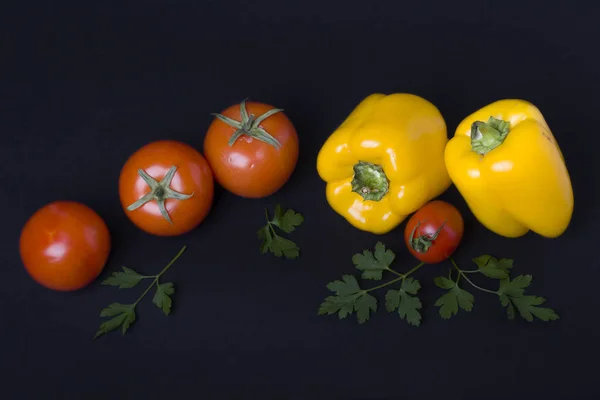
[
  {"x1": 470, "y1": 116, "x2": 511, "y2": 156},
  {"x1": 351, "y1": 161, "x2": 390, "y2": 202}
]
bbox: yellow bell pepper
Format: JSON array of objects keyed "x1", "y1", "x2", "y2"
[
  {"x1": 445, "y1": 99, "x2": 573, "y2": 238},
  {"x1": 316, "y1": 93, "x2": 451, "y2": 234}
]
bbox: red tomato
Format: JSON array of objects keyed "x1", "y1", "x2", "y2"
[
  {"x1": 119, "y1": 140, "x2": 214, "y2": 236},
  {"x1": 404, "y1": 200, "x2": 464, "y2": 264},
  {"x1": 19, "y1": 201, "x2": 111, "y2": 291},
  {"x1": 203, "y1": 99, "x2": 299, "y2": 198}
]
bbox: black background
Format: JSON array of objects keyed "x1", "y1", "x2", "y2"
[{"x1": 2, "y1": 1, "x2": 599, "y2": 399}]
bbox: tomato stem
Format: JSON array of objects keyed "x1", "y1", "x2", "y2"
[
  {"x1": 409, "y1": 220, "x2": 446, "y2": 254},
  {"x1": 211, "y1": 99, "x2": 284, "y2": 149},
  {"x1": 126, "y1": 166, "x2": 194, "y2": 224}
]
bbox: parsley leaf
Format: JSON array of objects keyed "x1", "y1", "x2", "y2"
[
  {"x1": 385, "y1": 278, "x2": 422, "y2": 326},
  {"x1": 499, "y1": 274, "x2": 531, "y2": 297},
  {"x1": 511, "y1": 296, "x2": 559, "y2": 322},
  {"x1": 498, "y1": 275, "x2": 559, "y2": 322},
  {"x1": 355, "y1": 293, "x2": 378, "y2": 323},
  {"x1": 258, "y1": 205, "x2": 303, "y2": 259},
  {"x1": 271, "y1": 236, "x2": 300, "y2": 259},
  {"x1": 473, "y1": 255, "x2": 513, "y2": 279},
  {"x1": 326, "y1": 275, "x2": 361, "y2": 296},
  {"x1": 102, "y1": 267, "x2": 147, "y2": 288},
  {"x1": 319, "y1": 275, "x2": 363, "y2": 321},
  {"x1": 352, "y1": 241, "x2": 395, "y2": 280},
  {"x1": 318, "y1": 294, "x2": 359, "y2": 319},
  {"x1": 152, "y1": 282, "x2": 175, "y2": 316},
  {"x1": 318, "y1": 275, "x2": 378, "y2": 324},
  {"x1": 271, "y1": 204, "x2": 304, "y2": 233},
  {"x1": 94, "y1": 246, "x2": 186, "y2": 339},
  {"x1": 434, "y1": 278, "x2": 475, "y2": 319},
  {"x1": 94, "y1": 303, "x2": 136, "y2": 338}
]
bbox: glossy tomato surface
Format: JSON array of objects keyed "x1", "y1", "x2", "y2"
[
  {"x1": 19, "y1": 201, "x2": 111, "y2": 291},
  {"x1": 404, "y1": 200, "x2": 464, "y2": 264},
  {"x1": 203, "y1": 100, "x2": 299, "y2": 198},
  {"x1": 119, "y1": 140, "x2": 214, "y2": 236}
]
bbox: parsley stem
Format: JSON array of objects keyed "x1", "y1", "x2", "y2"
[
  {"x1": 268, "y1": 222, "x2": 278, "y2": 237},
  {"x1": 388, "y1": 269, "x2": 404, "y2": 277},
  {"x1": 450, "y1": 258, "x2": 498, "y2": 295},
  {"x1": 366, "y1": 262, "x2": 426, "y2": 293},
  {"x1": 133, "y1": 245, "x2": 187, "y2": 307},
  {"x1": 365, "y1": 276, "x2": 404, "y2": 293},
  {"x1": 156, "y1": 245, "x2": 187, "y2": 277},
  {"x1": 403, "y1": 262, "x2": 425, "y2": 278},
  {"x1": 133, "y1": 278, "x2": 158, "y2": 307}
]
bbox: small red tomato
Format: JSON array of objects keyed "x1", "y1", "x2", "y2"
[
  {"x1": 404, "y1": 200, "x2": 464, "y2": 264},
  {"x1": 119, "y1": 140, "x2": 214, "y2": 236},
  {"x1": 203, "y1": 99, "x2": 299, "y2": 198},
  {"x1": 19, "y1": 201, "x2": 111, "y2": 291}
]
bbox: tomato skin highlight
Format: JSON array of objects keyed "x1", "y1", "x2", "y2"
[
  {"x1": 404, "y1": 200, "x2": 464, "y2": 264},
  {"x1": 19, "y1": 201, "x2": 111, "y2": 291},
  {"x1": 203, "y1": 100, "x2": 299, "y2": 198},
  {"x1": 119, "y1": 140, "x2": 214, "y2": 236}
]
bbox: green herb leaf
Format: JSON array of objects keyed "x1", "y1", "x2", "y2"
[
  {"x1": 258, "y1": 206, "x2": 303, "y2": 259},
  {"x1": 435, "y1": 281, "x2": 475, "y2": 319},
  {"x1": 94, "y1": 246, "x2": 186, "y2": 339},
  {"x1": 511, "y1": 296, "x2": 559, "y2": 322},
  {"x1": 326, "y1": 275, "x2": 361, "y2": 296},
  {"x1": 385, "y1": 289, "x2": 401, "y2": 312},
  {"x1": 355, "y1": 293, "x2": 378, "y2": 324},
  {"x1": 401, "y1": 277, "x2": 421, "y2": 295},
  {"x1": 271, "y1": 236, "x2": 300, "y2": 259},
  {"x1": 385, "y1": 278, "x2": 422, "y2": 326},
  {"x1": 352, "y1": 242, "x2": 395, "y2": 280},
  {"x1": 318, "y1": 275, "x2": 377, "y2": 323},
  {"x1": 318, "y1": 294, "x2": 359, "y2": 319},
  {"x1": 473, "y1": 255, "x2": 513, "y2": 279},
  {"x1": 499, "y1": 275, "x2": 532, "y2": 297},
  {"x1": 257, "y1": 226, "x2": 272, "y2": 254},
  {"x1": 434, "y1": 276, "x2": 455, "y2": 289},
  {"x1": 398, "y1": 292, "x2": 422, "y2": 327},
  {"x1": 499, "y1": 293, "x2": 516, "y2": 320},
  {"x1": 102, "y1": 267, "x2": 147, "y2": 288},
  {"x1": 94, "y1": 303, "x2": 136, "y2": 339},
  {"x1": 152, "y1": 282, "x2": 175, "y2": 316},
  {"x1": 271, "y1": 204, "x2": 304, "y2": 233},
  {"x1": 498, "y1": 275, "x2": 559, "y2": 322},
  {"x1": 319, "y1": 275, "x2": 362, "y2": 319}
]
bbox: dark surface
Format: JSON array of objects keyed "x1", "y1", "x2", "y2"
[{"x1": 2, "y1": 1, "x2": 599, "y2": 399}]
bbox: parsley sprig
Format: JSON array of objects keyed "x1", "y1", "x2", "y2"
[
  {"x1": 257, "y1": 204, "x2": 303, "y2": 259},
  {"x1": 434, "y1": 256, "x2": 559, "y2": 322},
  {"x1": 318, "y1": 242, "x2": 559, "y2": 326},
  {"x1": 93, "y1": 245, "x2": 187, "y2": 339},
  {"x1": 318, "y1": 242, "x2": 425, "y2": 326}
]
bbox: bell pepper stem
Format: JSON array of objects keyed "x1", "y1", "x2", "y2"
[
  {"x1": 351, "y1": 161, "x2": 390, "y2": 202},
  {"x1": 470, "y1": 116, "x2": 511, "y2": 156}
]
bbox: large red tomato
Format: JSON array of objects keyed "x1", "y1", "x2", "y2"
[
  {"x1": 404, "y1": 200, "x2": 464, "y2": 264},
  {"x1": 19, "y1": 201, "x2": 111, "y2": 291},
  {"x1": 203, "y1": 99, "x2": 299, "y2": 198},
  {"x1": 119, "y1": 140, "x2": 214, "y2": 236}
]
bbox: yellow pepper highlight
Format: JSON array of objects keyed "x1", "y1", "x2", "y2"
[
  {"x1": 316, "y1": 93, "x2": 451, "y2": 234},
  {"x1": 445, "y1": 99, "x2": 573, "y2": 238}
]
